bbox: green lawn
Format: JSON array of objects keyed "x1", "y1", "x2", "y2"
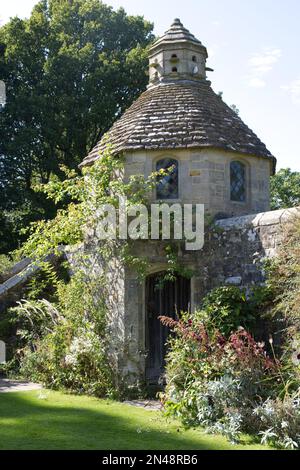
[{"x1": 0, "y1": 390, "x2": 271, "y2": 450}]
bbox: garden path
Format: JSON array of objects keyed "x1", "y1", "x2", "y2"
[{"x1": 0, "y1": 379, "x2": 42, "y2": 393}]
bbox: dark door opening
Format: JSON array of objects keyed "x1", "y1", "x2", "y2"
[{"x1": 145, "y1": 272, "x2": 191, "y2": 385}]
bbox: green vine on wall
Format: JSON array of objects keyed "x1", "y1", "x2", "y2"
[
  {"x1": 1, "y1": 144, "x2": 192, "y2": 393},
  {"x1": 16, "y1": 143, "x2": 190, "y2": 284}
]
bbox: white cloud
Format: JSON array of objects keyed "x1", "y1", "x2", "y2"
[
  {"x1": 281, "y1": 79, "x2": 300, "y2": 104},
  {"x1": 248, "y1": 78, "x2": 266, "y2": 88},
  {"x1": 246, "y1": 47, "x2": 281, "y2": 88},
  {"x1": 249, "y1": 48, "x2": 282, "y2": 73}
]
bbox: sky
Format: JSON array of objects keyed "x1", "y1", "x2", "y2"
[{"x1": 1, "y1": 0, "x2": 300, "y2": 171}]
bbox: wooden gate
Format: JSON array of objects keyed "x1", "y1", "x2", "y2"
[{"x1": 145, "y1": 272, "x2": 191, "y2": 385}]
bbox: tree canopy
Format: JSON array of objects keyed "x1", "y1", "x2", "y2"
[
  {"x1": 270, "y1": 168, "x2": 300, "y2": 211},
  {"x1": 0, "y1": 0, "x2": 154, "y2": 253}
]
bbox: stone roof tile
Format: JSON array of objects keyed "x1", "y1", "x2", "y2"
[
  {"x1": 80, "y1": 81, "x2": 276, "y2": 169},
  {"x1": 149, "y1": 18, "x2": 204, "y2": 50}
]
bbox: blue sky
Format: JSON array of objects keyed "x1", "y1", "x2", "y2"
[{"x1": 1, "y1": 0, "x2": 300, "y2": 170}]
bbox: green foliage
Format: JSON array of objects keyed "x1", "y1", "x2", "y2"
[
  {"x1": 160, "y1": 310, "x2": 279, "y2": 444},
  {"x1": 191, "y1": 285, "x2": 273, "y2": 337},
  {"x1": 270, "y1": 168, "x2": 300, "y2": 210},
  {"x1": 0, "y1": 316, "x2": 12, "y2": 339},
  {"x1": 0, "y1": 0, "x2": 154, "y2": 253},
  {"x1": 20, "y1": 323, "x2": 112, "y2": 397},
  {"x1": 254, "y1": 397, "x2": 300, "y2": 449},
  {"x1": 17, "y1": 144, "x2": 122, "y2": 261},
  {"x1": 10, "y1": 298, "x2": 62, "y2": 347},
  {"x1": 4, "y1": 137, "x2": 187, "y2": 396},
  {"x1": 153, "y1": 244, "x2": 194, "y2": 288},
  {"x1": 200, "y1": 287, "x2": 254, "y2": 336},
  {"x1": 26, "y1": 262, "x2": 64, "y2": 301},
  {"x1": 0, "y1": 254, "x2": 14, "y2": 275},
  {"x1": 263, "y1": 217, "x2": 300, "y2": 395},
  {"x1": 161, "y1": 217, "x2": 300, "y2": 446},
  {"x1": 269, "y1": 217, "x2": 300, "y2": 324},
  {"x1": 17, "y1": 144, "x2": 181, "y2": 281},
  {"x1": 249, "y1": 216, "x2": 300, "y2": 448},
  {"x1": 11, "y1": 270, "x2": 114, "y2": 397}
]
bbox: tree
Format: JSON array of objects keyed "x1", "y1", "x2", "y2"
[
  {"x1": 0, "y1": 0, "x2": 154, "y2": 253},
  {"x1": 270, "y1": 168, "x2": 300, "y2": 210}
]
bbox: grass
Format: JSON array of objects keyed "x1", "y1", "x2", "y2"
[{"x1": 0, "y1": 390, "x2": 271, "y2": 450}]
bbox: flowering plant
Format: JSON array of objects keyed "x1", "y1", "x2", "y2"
[{"x1": 160, "y1": 310, "x2": 279, "y2": 443}]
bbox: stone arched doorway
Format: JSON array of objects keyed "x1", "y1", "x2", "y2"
[{"x1": 145, "y1": 272, "x2": 191, "y2": 385}]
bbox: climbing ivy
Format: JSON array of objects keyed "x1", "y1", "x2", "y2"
[
  {"x1": 3, "y1": 145, "x2": 193, "y2": 393},
  {"x1": 17, "y1": 144, "x2": 190, "y2": 283}
]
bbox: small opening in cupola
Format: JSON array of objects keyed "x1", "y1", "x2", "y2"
[
  {"x1": 172, "y1": 67, "x2": 178, "y2": 72},
  {"x1": 192, "y1": 55, "x2": 197, "y2": 62}
]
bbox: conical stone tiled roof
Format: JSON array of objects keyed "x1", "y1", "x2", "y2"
[
  {"x1": 80, "y1": 80, "x2": 275, "y2": 168},
  {"x1": 79, "y1": 20, "x2": 275, "y2": 170}
]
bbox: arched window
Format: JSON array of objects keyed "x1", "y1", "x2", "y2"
[
  {"x1": 230, "y1": 161, "x2": 246, "y2": 202},
  {"x1": 156, "y1": 158, "x2": 179, "y2": 200}
]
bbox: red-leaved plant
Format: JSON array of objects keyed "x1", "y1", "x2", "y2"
[{"x1": 159, "y1": 315, "x2": 277, "y2": 381}]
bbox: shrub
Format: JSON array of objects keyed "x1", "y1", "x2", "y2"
[
  {"x1": 0, "y1": 254, "x2": 15, "y2": 276},
  {"x1": 10, "y1": 270, "x2": 115, "y2": 398},
  {"x1": 165, "y1": 375, "x2": 244, "y2": 443},
  {"x1": 200, "y1": 286, "x2": 272, "y2": 337},
  {"x1": 254, "y1": 396, "x2": 300, "y2": 449},
  {"x1": 260, "y1": 217, "x2": 300, "y2": 397},
  {"x1": 160, "y1": 311, "x2": 279, "y2": 444},
  {"x1": 10, "y1": 298, "x2": 62, "y2": 347},
  {"x1": 161, "y1": 218, "x2": 300, "y2": 447},
  {"x1": 20, "y1": 321, "x2": 112, "y2": 397}
]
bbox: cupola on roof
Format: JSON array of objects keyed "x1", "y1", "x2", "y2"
[
  {"x1": 79, "y1": 19, "x2": 276, "y2": 170},
  {"x1": 150, "y1": 18, "x2": 204, "y2": 48},
  {"x1": 147, "y1": 18, "x2": 209, "y2": 86}
]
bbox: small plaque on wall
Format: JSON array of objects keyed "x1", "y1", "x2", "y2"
[{"x1": 190, "y1": 170, "x2": 201, "y2": 177}]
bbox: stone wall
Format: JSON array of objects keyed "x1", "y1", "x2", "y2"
[
  {"x1": 191, "y1": 207, "x2": 300, "y2": 307},
  {"x1": 124, "y1": 148, "x2": 272, "y2": 218},
  {"x1": 3, "y1": 202, "x2": 298, "y2": 385},
  {"x1": 98, "y1": 206, "x2": 299, "y2": 382}
]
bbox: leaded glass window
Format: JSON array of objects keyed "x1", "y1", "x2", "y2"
[
  {"x1": 156, "y1": 158, "x2": 179, "y2": 200},
  {"x1": 230, "y1": 161, "x2": 246, "y2": 202}
]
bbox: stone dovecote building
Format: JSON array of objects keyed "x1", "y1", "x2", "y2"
[
  {"x1": 80, "y1": 20, "x2": 283, "y2": 386},
  {"x1": 81, "y1": 19, "x2": 276, "y2": 219}
]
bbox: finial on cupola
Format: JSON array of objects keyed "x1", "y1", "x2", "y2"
[
  {"x1": 148, "y1": 19, "x2": 212, "y2": 87},
  {"x1": 172, "y1": 18, "x2": 183, "y2": 25}
]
